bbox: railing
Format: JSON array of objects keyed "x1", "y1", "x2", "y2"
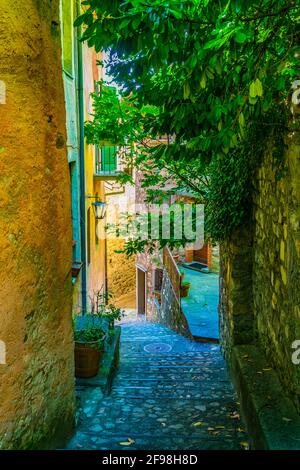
[
  {"x1": 163, "y1": 246, "x2": 181, "y2": 302},
  {"x1": 95, "y1": 145, "x2": 131, "y2": 178}
]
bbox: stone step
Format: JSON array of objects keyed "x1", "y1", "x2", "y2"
[
  {"x1": 110, "y1": 392, "x2": 235, "y2": 400},
  {"x1": 120, "y1": 351, "x2": 221, "y2": 357},
  {"x1": 120, "y1": 357, "x2": 220, "y2": 362},
  {"x1": 68, "y1": 321, "x2": 246, "y2": 451},
  {"x1": 117, "y1": 366, "x2": 225, "y2": 373},
  {"x1": 121, "y1": 348, "x2": 219, "y2": 354},
  {"x1": 118, "y1": 361, "x2": 225, "y2": 372},
  {"x1": 116, "y1": 372, "x2": 225, "y2": 379},
  {"x1": 113, "y1": 379, "x2": 228, "y2": 386},
  {"x1": 78, "y1": 422, "x2": 240, "y2": 439},
  {"x1": 70, "y1": 430, "x2": 240, "y2": 450}
]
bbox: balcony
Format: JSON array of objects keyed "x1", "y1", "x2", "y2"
[{"x1": 94, "y1": 145, "x2": 129, "y2": 181}]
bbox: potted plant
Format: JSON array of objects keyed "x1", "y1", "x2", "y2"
[
  {"x1": 180, "y1": 281, "x2": 191, "y2": 298},
  {"x1": 103, "y1": 304, "x2": 124, "y2": 344},
  {"x1": 73, "y1": 316, "x2": 106, "y2": 378},
  {"x1": 154, "y1": 290, "x2": 162, "y2": 305},
  {"x1": 89, "y1": 288, "x2": 124, "y2": 344},
  {"x1": 72, "y1": 261, "x2": 82, "y2": 279}
]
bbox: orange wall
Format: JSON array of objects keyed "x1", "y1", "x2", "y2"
[{"x1": 0, "y1": 0, "x2": 75, "y2": 448}]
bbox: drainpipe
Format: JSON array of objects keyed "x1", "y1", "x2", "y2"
[
  {"x1": 104, "y1": 230, "x2": 108, "y2": 304},
  {"x1": 77, "y1": 29, "x2": 87, "y2": 314}
]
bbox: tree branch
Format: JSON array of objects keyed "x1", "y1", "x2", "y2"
[{"x1": 238, "y1": 4, "x2": 299, "y2": 22}]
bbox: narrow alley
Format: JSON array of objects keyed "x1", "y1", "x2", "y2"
[
  {"x1": 67, "y1": 319, "x2": 247, "y2": 450},
  {"x1": 1, "y1": 0, "x2": 299, "y2": 456}
]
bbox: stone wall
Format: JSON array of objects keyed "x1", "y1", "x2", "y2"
[
  {"x1": 252, "y1": 134, "x2": 300, "y2": 410},
  {"x1": 158, "y1": 269, "x2": 192, "y2": 338},
  {"x1": 219, "y1": 224, "x2": 254, "y2": 354},
  {"x1": 221, "y1": 130, "x2": 300, "y2": 411},
  {"x1": 0, "y1": 0, "x2": 75, "y2": 448}
]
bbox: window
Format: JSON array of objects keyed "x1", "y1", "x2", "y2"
[
  {"x1": 69, "y1": 162, "x2": 76, "y2": 260},
  {"x1": 87, "y1": 208, "x2": 91, "y2": 265},
  {"x1": 100, "y1": 146, "x2": 117, "y2": 173},
  {"x1": 62, "y1": 0, "x2": 73, "y2": 76},
  {"x1": 154, "y1": 268, "x2": 163, "y2": 291}
]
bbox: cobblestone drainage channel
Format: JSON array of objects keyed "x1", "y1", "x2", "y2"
[{"x1": 144, "y1": 343, "x2": 173, "y2": 353}]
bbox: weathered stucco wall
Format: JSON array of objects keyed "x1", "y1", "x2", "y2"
[
  {"x1": 0, "y1": 0, "x2": 75, "y2": 448},
  {"x1": 220, "y1": 130, "x2": 300, "y2": 411},
  {"x1": 107, "y1": 239, "x2": 136, "y2": 304}
]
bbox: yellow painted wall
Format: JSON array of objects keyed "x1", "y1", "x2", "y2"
[
  {"x1": 82, "y1": 45, "x2": 106, "y2": 308},
  {"x1": 0, "y1": 0, "x2": 74, "y2": 448},
  {"x1": 107, "y1": 238, "x2": 136, "y2": 307},
  {"x1": 105, "y1": 182, "x2": 136, "y2": 307}
]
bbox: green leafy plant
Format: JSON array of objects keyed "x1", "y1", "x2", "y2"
[
  {"x1": 73, "y1": 288, "x2": 124, "y2": 345},
  {"x1": 76, "y1": 0, "x2": 299, "y2": 245},
  {"x1": 104, "y1": 304, "x2": 124, "y2": 333},
  {"x1": 89, "y1": 287, "x2": 124, "y2": 332},
  {"x1": 180, "y1": 281, "x2": 191, "y2": 297},
  {"x1": 181, "y1": 281, "x2": 191, "y2": 288},
  {"x1": 73, "y1": 316, "x2": 106, "y2": 346}
]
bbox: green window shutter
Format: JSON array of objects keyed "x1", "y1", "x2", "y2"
[
  {"x1": 62, "y1": 0, "x2": 73, "y2": 76},
  {"x1": 101, "y1": 146, "x2": 117, "y2": 172}
]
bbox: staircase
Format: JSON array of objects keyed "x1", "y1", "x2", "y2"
[{"x1": 67, "y1": 321, "x2": 248, "y2": 450}]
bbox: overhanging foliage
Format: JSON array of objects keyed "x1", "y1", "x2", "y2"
[{"x1": 76, "y1": 0, "x2": 299, "y2": 248}]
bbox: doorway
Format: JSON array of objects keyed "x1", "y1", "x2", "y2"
[{"x1": 137, "y1": 267, "x2": 147, "y2": 315}]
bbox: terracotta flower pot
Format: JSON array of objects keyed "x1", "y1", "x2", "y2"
[
  {"x1": 72, "y1": 261, "x2": 82, "y2": 278},
  {"x1": 180, "y1": 283, "x2": 191, "y2": 298},
  {"x1": 74, "y1": 340, "x2": 104, "y2": 378},
  {"x1": 154, "y1": 291, "x2": 162, "y2": 305}
]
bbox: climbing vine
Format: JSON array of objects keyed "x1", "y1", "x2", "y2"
[{"x1": 76, "y1": 0, "x2": 300, "y2": 247}]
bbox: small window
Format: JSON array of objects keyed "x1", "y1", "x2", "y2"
[
  {"x1": 101, "y1": 146, "x2": 117, "y2": 173},
  {"x1": 154, "y1": 268, "x2": 163, "y2": 291},
  {"x1": 87, "y1": 208, "x2": 91, "y2": 265},
  {"x1": 62, "y1": 0, "x2": 73, "y2": 76}
]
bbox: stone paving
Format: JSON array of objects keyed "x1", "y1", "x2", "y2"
[
  {"x1": 180, "y1": 267, "x2": 219, "y2": 340},
  {"x1": 67, "y1": 320, "x2": 248, "y2": 450}
]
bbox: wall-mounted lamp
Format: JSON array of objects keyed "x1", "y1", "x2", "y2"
[
  {"x1": 92, "y1": 200, "x2": 107, "y2": 220},
  {"x1": 85, "y1": 196, "x2": 107, "y2": 220}
]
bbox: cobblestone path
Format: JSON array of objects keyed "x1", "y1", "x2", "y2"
[{"x1": 67, "y1": 321, "x2": 248, "y2": 450}]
